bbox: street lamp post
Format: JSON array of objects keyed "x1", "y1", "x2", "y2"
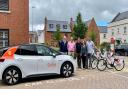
[
  {"x1": 32, "y1": 6, "x2": 36, "y2": 32},
  {"x1": 31, "y1": 6, "x2": 36, "y2": 43}
]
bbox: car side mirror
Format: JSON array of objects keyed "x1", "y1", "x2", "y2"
[{"x1": 52, "y1": 53, "x2": 56, "y2": 58}]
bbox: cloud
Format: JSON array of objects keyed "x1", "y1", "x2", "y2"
[
  {"x1": 29, "y1": 24, "x2": 44, "y2": 31},
  {"x1": 29, "y1": 0, "x2": 128, "y2": 30},
  {"x1": 101, "y1": 10, "x2": 114, "y2": 21}
]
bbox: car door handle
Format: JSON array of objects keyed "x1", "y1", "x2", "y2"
[{"x1": 17, "y1": 58, "x2": 23, "y2": 61}]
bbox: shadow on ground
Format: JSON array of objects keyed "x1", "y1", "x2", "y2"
[{"x1": 0, "y1": 74, "x2": 75, "y2": 86}]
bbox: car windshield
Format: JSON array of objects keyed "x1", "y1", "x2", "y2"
[{"x1": 50, "y1": 48, "x2": 61, "y2": 55}]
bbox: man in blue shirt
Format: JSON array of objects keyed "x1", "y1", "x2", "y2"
[{"x1": 86, "y1": 38, "x2": 95, "y2": 68}]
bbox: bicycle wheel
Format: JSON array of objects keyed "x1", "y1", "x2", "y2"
[
  {"x1": 97, "y1": 59, "x2": 107, "y2": 71},
  {"x1": 107, "y1": 62, "x2": 113, "y2": 69},
  {"x1": 114, "y1": 60, "x2": 125, "y2": 71},
  {"x1": 91, "y1": 58, "x2": 98, "y2": 69}
]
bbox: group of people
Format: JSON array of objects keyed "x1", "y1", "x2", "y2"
[{"x1": 59, "y1": 36, "x2": 96, "y2": 69}]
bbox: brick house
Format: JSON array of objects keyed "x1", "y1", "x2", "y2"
[
  {"x1": 86, "y1": 18, "x2": 100, "y2": 46},
  {"x1": 0, "y1": 0, "x2": 29, "y2": 48},
  {"x1": 44, "y1": 17, "x2": 100, "y2": 46},
  {"x1": 44, "y1": 17, "x2": 72, "y2": 46}
]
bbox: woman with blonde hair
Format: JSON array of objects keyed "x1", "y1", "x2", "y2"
[{"x1": 67, "y1": 37, "x2": 76, "y2": 58}]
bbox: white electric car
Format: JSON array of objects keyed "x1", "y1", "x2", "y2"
[{"x1": 0, "y1": 44, "x2": 76, "y2": 85}]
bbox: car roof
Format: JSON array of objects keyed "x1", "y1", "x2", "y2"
[
  {"x1": 19, "y1": 43, "x2": 51, "y2": 49},
  {"x1": 19, "y1": 43, "x2": 45, "y2": 46},
  {"x1": 0, "y1": 43, "x2": 47, "y2": 50}
]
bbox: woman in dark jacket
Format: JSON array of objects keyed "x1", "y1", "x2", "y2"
[{"x1": 81, "y1": 40, "x2": 88, "y2": 69}]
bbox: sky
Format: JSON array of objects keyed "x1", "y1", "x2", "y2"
[{"x1": 29, "y1": 0, "x2": 128, "y2": 30}]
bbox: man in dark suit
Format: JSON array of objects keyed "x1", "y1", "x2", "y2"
[{"x1": 59, "y1": 36, "x2": 68, "y2": 54}]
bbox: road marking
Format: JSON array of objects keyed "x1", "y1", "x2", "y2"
[{"x1": 24, "y1": 76, "x2": 89, "y2": 87}]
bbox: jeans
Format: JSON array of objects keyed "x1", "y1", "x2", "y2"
[{"x1": 87, "y1": 53, "x2": 92, "y2": 68}]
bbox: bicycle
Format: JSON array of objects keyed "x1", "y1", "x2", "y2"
[
  {"x1": 91, "y1": 50, "x2": 101, "y2": 69},
  {"x1": 97, "y1": 51, "x2": 125, "y2": 71}
]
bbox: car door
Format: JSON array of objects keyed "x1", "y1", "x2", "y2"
[
  {"x1": 36, "y1": 45, "x2": 58, "y2": 74},
  {"x1": 14, "y1": 45, "x2": 39, "y2": 76}
]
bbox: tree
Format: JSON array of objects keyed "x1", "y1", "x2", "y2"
[
  {"x1": 53, "y1": 26, "x2": 62, "y2": 42},
  {"x1": 88, "y1": 29, "x2": 96, "y2": 43},
  {"x1": 72, "y1": 12, "x2": 88, "y2": 39},
  {"x1": 100, "y1": 42, "x2": 110, "y2": 51}
]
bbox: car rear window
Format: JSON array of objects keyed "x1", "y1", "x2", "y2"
[
  {"x1": 15, "y1": 45, "x2": 38, "y2": 55},
  {"x1": 0, "y1": 48, "x2": 8, "y2": 57}
]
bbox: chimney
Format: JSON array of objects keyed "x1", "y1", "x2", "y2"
[
  {"x1": 44, "y1": 17, "x2": 47, "y2": 31},
  {"x1": 70, "y1": 17, "x2": 74, "y2": 31},
  {"x1": 70, "y1": 17, "x2": 73, "y2": 22}
]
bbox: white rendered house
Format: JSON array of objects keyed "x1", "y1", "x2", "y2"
[
  {"x1": 108, "y1": 11, "x2": 128, "y2": 44},
  {"x1": 37, "y1": 30, "x2": 45, "y2": 43},
  {"x1": 99, "y1": 26, "x2": 108, "y2": 44}
]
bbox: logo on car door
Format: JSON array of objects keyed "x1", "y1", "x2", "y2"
[{"x1": 48, "y1": 63, "x2": 56, "y2": 68}]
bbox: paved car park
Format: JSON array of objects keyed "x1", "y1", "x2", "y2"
[{"x1": 0, "y1": 56, "x2": 128, "y2": 89}]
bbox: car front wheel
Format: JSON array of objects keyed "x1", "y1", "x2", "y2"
[
  {"x1": 61, "y1": 62, "x2": 73, "y2": 77},
  {"x1": 3, "y1": 67, "x2": 21, "y2": 85}
]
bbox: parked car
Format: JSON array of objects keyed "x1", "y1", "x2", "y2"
[
  {"x1": 115, "y1": 44, "x2": 128, "y2": 56},
  {"x1": 0, "y1": 44, "x2": 76, "y2": 85}
]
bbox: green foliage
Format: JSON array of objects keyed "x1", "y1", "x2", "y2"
[
  {"x1": 72, "y1": 12, "x2": 88, "y2": 39},
  {"x1": 53, "y1": 26, "x2": 62, "y2": 42},
  {"x1": 89, "y1": 30, "x2": 96, "y2": 43},
  {"x1": 100, "y1": 42, "x2": 110, "y2": 51},
  {"x1": 116, "y1": 40, "x2": 121, "y2": 45}
]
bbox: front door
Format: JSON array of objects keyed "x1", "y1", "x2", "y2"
[{"x1": 36, "y1": 45, "x2": 58, "y2": 74}]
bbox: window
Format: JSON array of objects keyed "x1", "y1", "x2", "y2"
[
  {"x1": 0, "y1": 47, "x2": 8, "y2": 57},
  {"x1": 36, "y1": 45, "x2": 52, "y2": 56},
  {"x1": 112, "y1": 32, "x2": 114, "y2": 36},
  {"x1": 103, "y1": 34, "x2": 106, "y2": 39},
  {"x1": 0, "y1": 0, "x2": 9, "y2": 11},
  {"x1": 117, "y1": 28, "x2": 120, "y2": 34},
  {"x1": 63, "y1": 25, "x2": 67, "y2": 29},
  {"x1": 112, "y1": 29, "x2": 114, "y2": 36},
  {"x1": 124, "y1": 27, "x2": 127, "y2": 34},
  {"x1": 15, "y1": 45, "x2": 38, "y2": 55},
  {"x1": 49, "y1": 24, "x2": 54, "y2": 29},
  {"x1": 0, "y1": 30, "x2": 9, "y2": 48}
]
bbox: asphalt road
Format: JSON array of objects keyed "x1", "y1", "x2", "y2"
[{"x1": 0, "y1": 56, "x2": 128, "y2": 89}]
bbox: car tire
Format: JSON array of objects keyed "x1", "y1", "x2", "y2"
[
  {"x1": 61, "y1": 62, "x2": 73, "y2": 77},
  {"x1": 2, "y1": 67, "x2": 21, "y2": 85}
]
